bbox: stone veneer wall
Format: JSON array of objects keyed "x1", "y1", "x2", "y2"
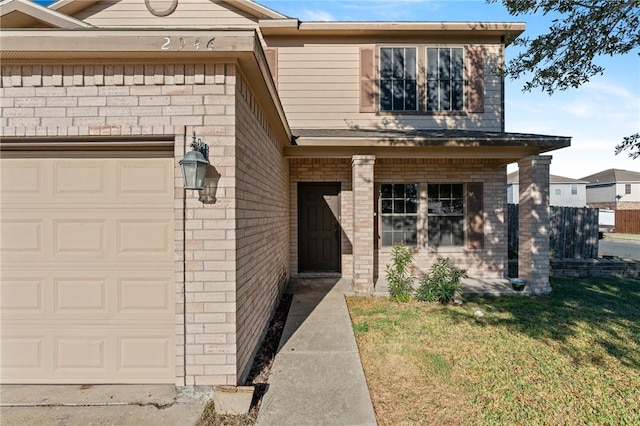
[
  {"x1": 289, "y1": 159, "x2": 354, "y2": 276},
  {"x1": 375, "y1": 158, "x2": 508, "y2": 281},
  {"x1": 0, "y1": 62, "x2": 268, "y2": 386},
  {"x1": 234, "y1": 73, "x2": 289, "y2": 384}
]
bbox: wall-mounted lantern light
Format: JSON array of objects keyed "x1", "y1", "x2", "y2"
[{"x1": 179, "y1": 131, "x2": 210, "y2": 190}]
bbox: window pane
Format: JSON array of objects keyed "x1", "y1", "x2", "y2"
[
  {"x1": 382, "y1": 199, "x2": 393, "y2": 214},
  {"x1": 451, "y1": 200, "x2": 464, "y2": 214},
  {"x1": 406, "y1": 198, "x2": 417, "y2": 214},
  {"x1": 452, "y1": 184, "x2": 463, "y2": 199},
  {"x1": 451, "y1": 48, "x2": 464, "y2": 80},
  {"x1": 452, "y1": 80, "x2": 464, "y2": 111},
  {"x1": 405, "y1": 80, "x2": 417, "y2": 111},
  {"x1": 394, "y1": 200, "x2": 405, "y2": 214},
  {"x1": 382, "y1": 232, "x2": 393, "y2": 246},
  {"x1": 393, "y1": 184, "x2": 406, "y2": 198},
  {"x1": 380, "y1": 48, "x2": 393, "y2": 79},
  {"x1": 427, "y1": 48, "x2": 438, "y2": 79},
  {"x1": 393, "y1": 48, "x2": 405, "y2": 79},
  {"x1": 427, "y1": 184, "x2": 439, "y2": 200},
  {"x1": 392, "y1": 80, "x2": 404, "y2": 111},
  {"x1": 392, "y1": 232, "x2": 405, "y2": 244},
  {"x1": 439, "y1": 48, "x2": 451, "y2": 80},
  {"x1": 382, "y1": 216, "x2": 392, "y2": 231},
  {"x1": 405, "y1": 48, "x2": 417, "y2": 80},
  {"x1": 441, "y1": 184, "x2": 452, "y2": 199},
  {"x1": 380, "y1": 80, "x2": 392, "y2": 111},
  {"x1": 439, "y1": 80, "x2": 450, "y2": 111},
  {"x1": 381, "y1": 184, "x2": 392, "y2": 198},
  {"x1": 426, "y1": 80, "x2": 438, "y2": 111}
]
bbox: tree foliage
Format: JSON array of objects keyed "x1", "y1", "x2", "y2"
[
  {"x1": 494, "y1": 0, "x2": 640, "y2": 158},
  {"x1": 615, "y1": 133, "x2": 640, "y2": 159},
  {"x1": 495, "y1": 0, "x2": 640, "y2": 94}
]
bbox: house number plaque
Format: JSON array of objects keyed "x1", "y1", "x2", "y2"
[{"x1": 161, "y1": 36, "x2": 215, "y2": 51}]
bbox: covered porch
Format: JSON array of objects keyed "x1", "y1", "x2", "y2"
[{"x1": 286, "y1": 128, "x2": 570, "y2": 295}]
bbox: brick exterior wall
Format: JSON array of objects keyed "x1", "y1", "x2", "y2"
[
  {"x1": 0, "y1": 62, "x2": 288, "y2": 387},
  {"x1": 234, "y1": 73, "x2": 289, "y2": 384},
  {"x1": 518, "y1": 155, "x2": 552, "y2": 294},
  {"x1": 289, "y1": 159, "x2": 354, "y2": 276},
  {"x1": 375, "y1": 158, "x2": 508, "y2": 281},
  {"x1": 589, "y1": 201, "x2": 640, "y2": 210}
]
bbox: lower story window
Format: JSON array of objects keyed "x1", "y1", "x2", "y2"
[
  {"x1": 381, "y1": 183, "x2": 417, "y2": 246},
  {"x1": 427, "y1": 183, "x2": 464, "y2": 246}
]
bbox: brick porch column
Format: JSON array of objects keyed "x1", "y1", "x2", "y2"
[
  {"x1": 518, "y1": 155, "x2": 552, "y2": 294},
  {"x1": 352, "y1": 155, "x2": 376, "y2": 295}
]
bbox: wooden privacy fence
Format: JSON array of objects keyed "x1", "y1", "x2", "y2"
[
  {"x1": 615, "y1": 210, "x2": 640, "y2": 234},
  {"x1": 508, "y1": 204, "x2": 599, "y2": 259}
]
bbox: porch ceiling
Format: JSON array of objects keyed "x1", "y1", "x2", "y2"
[{"x1": 285, "y1": 128, "x2": 571, "y2": 161}]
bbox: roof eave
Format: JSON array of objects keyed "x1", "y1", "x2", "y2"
[{"x1": 260, "y1": 20, "x2": 525, "y2": 39}]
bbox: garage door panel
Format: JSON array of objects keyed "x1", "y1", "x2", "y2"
[
  {"x1": 3, "y1": 270, "x2": 172, "y2": 321},
  {"x1": 0, "y1": 219, "x2": 44, "y2": 254},
  {"x1": 53, "y1": 161, "x2": 107, "y2": 197},
  {"x1": 0, "y1": 277, "x2": 44, "y2": 312},
  {"x1": 117, "y1": 160, "x2": 173, "y2": 198},
  {"x1": 0, "y1": 160, "x2": 45, "y2": 200},
  {"x1": 1, "y1": 154, "x2": 175, "y2": 384},
  {"x1": 1, "y1": 328, "x2": 175, "y2": 383}
]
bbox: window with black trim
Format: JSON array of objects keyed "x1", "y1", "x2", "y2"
[
  {"x1": 381, "y1": 183, "x2": 418, "y2": 246},
  {"x1": 427, "y1": 47, "x2": 464, "y2": 111},
  {"x1": 380, "y1": 47, "x2": 417, "y2": 111},
  {"x1": 427, "y1": 183, "x2": 464, "y2": 246}
]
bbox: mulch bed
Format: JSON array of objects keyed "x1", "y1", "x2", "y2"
[{"x1": 198, "y1": 293, "x2": 293, "y2": 426}]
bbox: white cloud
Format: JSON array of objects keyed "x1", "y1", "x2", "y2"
[{"x1": 298, "y1": 9, "x2": 336, "y2": 21}]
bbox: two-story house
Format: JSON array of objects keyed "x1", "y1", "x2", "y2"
[
  {"x1": 507, "y1": 171, "x2": 587, "y2": 207},
  {"x1": 582, "y1": 169, "x2": 640, "y2": 210},
  {"x1": 0, "y1": 0, "x2": 569, "y2": 389}
]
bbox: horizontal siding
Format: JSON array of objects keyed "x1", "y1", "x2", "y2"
[
  {"x1": 274, "y1": 42, "x2": 504, "y2": 131},
  {"x1": 76, "y1": 0, "x2": 259, "y2": 28}
]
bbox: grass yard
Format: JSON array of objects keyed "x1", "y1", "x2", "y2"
[{"x1": 347, "y1": 277, "x2": 640, "y2": 425}]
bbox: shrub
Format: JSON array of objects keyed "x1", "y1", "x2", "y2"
[
  {"x1": 385, "y1": 243, "x2": 415, "y2": 302},
  {"x1": 416, "y1": 257, "x2": 467, "y2": 303}
]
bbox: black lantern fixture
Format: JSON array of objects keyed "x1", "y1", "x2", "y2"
[{"x1": 180, "y1": 131, "x2": 210, "y2": 190}]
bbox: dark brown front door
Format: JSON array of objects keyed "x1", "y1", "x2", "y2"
[{"x1": 298, "y1": 183, "x2": 341, "y2": 272}]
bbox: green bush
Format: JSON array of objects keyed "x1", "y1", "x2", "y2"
[
  {"x1": 385, "y1": 243, "x2": 415, "y2": 302},
  {"x1": 416, "y1": 257, "x2": 467, "y2": 303}
]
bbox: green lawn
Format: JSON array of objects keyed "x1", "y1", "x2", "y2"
[{"x1": 347, "y1": 277, "x2": 640, "y2": 425}]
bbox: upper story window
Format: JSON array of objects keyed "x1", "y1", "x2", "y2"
[
  {"x1": 360, "y1": 45, "x2": 483, "y2": 114},
  {"x1": 379, "y1": 47, "x2": 418, "y2": 112},
  {"x1": 555, "y1": 188, "x2": 562, "y2": 196},
  {"x1": 625, "y1": 184, "x2": 632, "y2": 194},
  {"x1": 427, "y1": 47, "x2": 464, "y2": 111},
  {"x1": 571, "y1": 184, "x2": 578, "y2": 195}
]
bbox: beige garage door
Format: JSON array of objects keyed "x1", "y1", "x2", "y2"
[{"x1": 1, "y1": 152, "x2": 175, "y2": 384}]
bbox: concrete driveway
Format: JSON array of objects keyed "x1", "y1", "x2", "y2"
[{"x1": 0, "y1": 385, "x2": 208, "y2": 426}]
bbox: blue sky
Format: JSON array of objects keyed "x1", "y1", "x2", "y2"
[{"x1": 34, "y1": 0, "x2": 639, "y2": 178}]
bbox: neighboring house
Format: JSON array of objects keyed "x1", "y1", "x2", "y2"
[
  {"x1": 507, "y1": 171, "x2": 587, "y2": 207},
  {"x1": 581, "y1": 169, "x2": 640, "y2": 210},
  {"x1": 0, "y1": 0, "x2": 569, "y2": 389}
]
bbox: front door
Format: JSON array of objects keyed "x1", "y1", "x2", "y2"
[{"x1": 298, "y1": 183, "x2": 341, "y2": 272}]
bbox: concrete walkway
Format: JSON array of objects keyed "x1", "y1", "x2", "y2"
[
  {"x1": 0, "y1": 385, "x2": 207, "y2": 426},
  {"x1": 256, "y1": 277, "x2": 377, "y2": 426}
]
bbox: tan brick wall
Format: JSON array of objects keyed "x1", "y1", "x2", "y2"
[
  {"x1": 375, "y1": 158, "x2": 508, "y2": 281},
  {"x1": 289, "y1": 159, "x2": 353, "y2": 276},
  {"x1": 352, "y1": 155, "x2": 376, "y2": 294},
  {"x1": 234, "y1": 73, "x2": 290, "y2": 384},
  {"x1": 0, "y1": 62, "x2": 243, "y2": 386}
]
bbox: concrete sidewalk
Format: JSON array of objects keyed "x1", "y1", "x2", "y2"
[
  {"x1": 0, "y1": 384, "x2": 207, "y2": 426},
  {"x1": 256, "y1": 276, "x2": 377, "y2": 426}
]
